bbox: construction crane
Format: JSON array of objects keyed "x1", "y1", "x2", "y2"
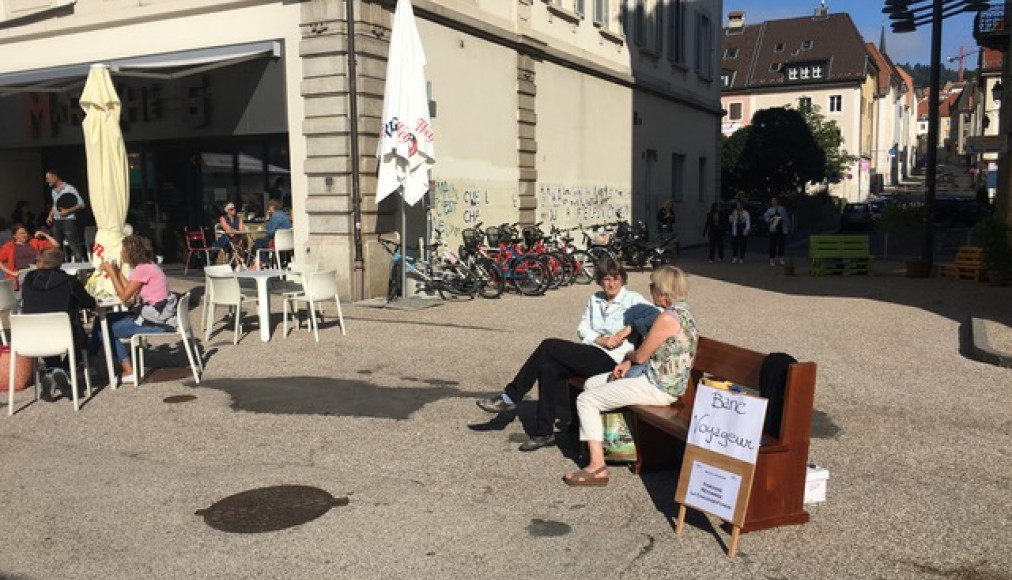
[{"x1": 946, "y1": 45, "x2": 984, "y2": 83}]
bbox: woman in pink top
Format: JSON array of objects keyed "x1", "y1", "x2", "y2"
[{"x1": 91, "y1": 235, "x2": 173, "y2": 385}]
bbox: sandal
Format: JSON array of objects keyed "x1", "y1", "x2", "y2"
[{"x1": 563, "y1": 466, "x2": 608, "y2": 487}]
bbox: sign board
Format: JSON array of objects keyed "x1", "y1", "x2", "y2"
[
  {"x1": 675, "y1": 384, "x2": 768, "y2": 557},
  {"x1": 965, "y1": 135, "x2": 1008, "y2": 154}
]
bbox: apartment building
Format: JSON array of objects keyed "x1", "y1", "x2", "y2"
[{"x1": 0, "y1": 0, "x2": 721, "y2": 298}]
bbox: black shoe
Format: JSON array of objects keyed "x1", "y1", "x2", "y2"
[
  {"x1": 476, "y1": 395, "x2": 516, "y2": 414},
  {"x1": 38, "y1": 373, "x2": 56, "y2": 403},
  {"x1": 519, "y1": 434, "x2": 556, "y2": 452}
]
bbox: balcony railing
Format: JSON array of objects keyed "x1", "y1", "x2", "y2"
[{"x1": 975, "y1": 4, "x2": 1009, "y2": 50}]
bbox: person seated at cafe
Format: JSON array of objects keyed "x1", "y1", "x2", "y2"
[
  {"x1": 253, "y1": 198, "x2": 291, "y2": 253},
  {"x1": 90, "y1": 234, "x2": 176, "y2": 385},
  {"x1": 210, "y1": 202, "x2": 245, "y2": 264},
  {"x1": 21, "y1": 247, "x2": 97, "y2": 401},
  {"x1": 0, "y1": 223, "x2": 57, "y2": 288}
]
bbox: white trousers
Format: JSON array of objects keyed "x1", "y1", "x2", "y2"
[{"x1": 576, "y1": 372, "x2": 677, "y2": 442}]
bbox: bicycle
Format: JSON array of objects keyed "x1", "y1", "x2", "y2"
[
  {"x1": 378, "y1": 232, "x2": 477, "y2": 301},
  {"x1": 458, "y1": 223, "x2": 505, "y2": 299}
]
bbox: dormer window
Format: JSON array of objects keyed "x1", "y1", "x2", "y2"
[
  {"x1": 721, "y1": 72, "x2": 733, "y2": 88},
  {"x1": 769, "y1": 62, "x2": 782, "y2": 73},
  {"x1": 812, "y1": 65, "x2": 823, "y2": 78},
  {"x1": 801, "y1": 40, "x2": 813, "y2": 50},
  {"x1": 724, "y1": 47, "x2": 739, "y2": 59},
  {"x1": 788, "y1": 67, "x2": 798, "y2": 80},
  {"x1": 800, "y1": 67, "x2": 810, "y2": 79},
  {"x1": 774, "y1": 42, "x2": 785, "y2": 52}
]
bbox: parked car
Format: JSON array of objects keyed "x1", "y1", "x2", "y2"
[{"x1": 840, "y1": 203, "x2": 875, "y2": 231}]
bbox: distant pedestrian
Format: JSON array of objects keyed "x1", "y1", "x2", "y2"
[
  {"x1": 44, "y1": 169, "x2": 87, "y2": 262},
  {"x1": 701, "y1": 202, "x2": 724, "y2": 263},
  {"x1": 656, "y1": 200, "x2": 676, "y2": 236},
  {"x1": 763, "y1": 195, "x2": 791, "y2": 266},
  {"x1": 728, "y1": 201, "x2": 751, "y2": 263}
]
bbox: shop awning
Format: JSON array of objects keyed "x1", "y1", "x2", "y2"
[{"x1": 0, "y1": 40, "x2": 281, "y2": 94}]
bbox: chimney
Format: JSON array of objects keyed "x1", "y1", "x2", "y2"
[
  {"x1": 814, "y1": 1, "x2": 828, "y2": 18},
  {"x1": 728, "y1": 11, "x2": 745, "y2": 30}
]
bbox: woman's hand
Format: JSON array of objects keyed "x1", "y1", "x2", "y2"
[
  {"x1": 99, "y1": 260, "x2": 118, "y2": 276},
  {"x1": 612, "y1": 360, "x2": 632, "y2": 380}
]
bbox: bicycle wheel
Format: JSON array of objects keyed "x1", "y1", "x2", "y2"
[
  {"x1": 511, "y1": 254, "x2": 548, "y2": 296},
  {"x1": 475, "y1": 258, "x2": 504, "y2": 299},
  {"x1": 541, "y1": 253, "x2": 564, "y2": 290},
  {"x1": 553, "y1": 251, "x2": 576, "y2": 287},
  {"x1": 569, "y1": 250, "x2": 595, "y2": 284},
  {"x1": 437, "y1": 263, "x2": 477, "y2": 300},
  {"x1": 387, "y1": 261, "x2": 403, "y2": 301}
]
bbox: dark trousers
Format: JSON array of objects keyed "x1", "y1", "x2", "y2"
[
  {"x1": 769, "y1": 231, "x2": 786, "y2": 258},
  {"x1": 708, "y1": 233, "x2": 724, "y2": 261},
  {"x1": 53, "y1": 220, "x2": 84, "y2": 262},
  {"x1": 504, "y1": 338, "x2": 617, "y2": 437},
  {"x1": 732, "y1": 233, "x2": 748, "y2": 259}
]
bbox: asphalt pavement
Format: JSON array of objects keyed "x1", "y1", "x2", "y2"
[{"x1": 1, "y1": 250, "x2": 1010, "y2": 580}]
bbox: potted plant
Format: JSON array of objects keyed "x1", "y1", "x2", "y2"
[
  {"x1": 972, "y1": 216, "x2": 1011, "y2": 286},
  {"x1": 875, "y1": 201, "x2": 928, "y2": 277}
]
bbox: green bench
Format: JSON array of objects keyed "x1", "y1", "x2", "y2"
[{"x1": 809, "y1": 235, "x2": 873, "y2": 276}]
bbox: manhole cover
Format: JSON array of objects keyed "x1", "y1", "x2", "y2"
[
  {"x1": 195, "y1": 485, "x2": 348, "y2": 533},
  {"x1": 163, "y1": 395, "x2": 197, "y2": 404}
]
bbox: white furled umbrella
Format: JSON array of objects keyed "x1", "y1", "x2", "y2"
[
  {"x1": 80, "y1": 64, "x2": 130, "y2": 298},
  {"x1": 376, "y1": 0, "x2": 435, "y2": 206}
]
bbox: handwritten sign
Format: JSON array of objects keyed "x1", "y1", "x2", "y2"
[{"x1": 687, "y1": 384, "x2": 768, "y2": 465}]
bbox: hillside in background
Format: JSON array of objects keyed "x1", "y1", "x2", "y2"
[{"x1": 897, "y1": 62, "x2": 967, "y2": 89}]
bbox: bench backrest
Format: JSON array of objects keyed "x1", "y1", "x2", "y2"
[
  {"x1": 682, "y1": 336, "x2": 817, "y2": 445},
  {"x1": 954, "y1": 245, "x2": 983, "y2": 263},
  {"x1": 809, "y1": 235, "x2": 871, "y2": 258}
]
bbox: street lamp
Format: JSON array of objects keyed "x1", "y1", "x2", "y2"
[{"x1": 885, "y1": 0, "x2": 991, "y2": 266}]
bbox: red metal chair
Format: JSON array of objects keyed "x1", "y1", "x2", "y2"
[{"x1": 184, "y1": 227, "x2": 212, "y2": 275}]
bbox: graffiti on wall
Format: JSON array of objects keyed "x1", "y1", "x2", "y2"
[
  {"x1": 536, "y1": 184, "x2": 629, "y2": 230},
  {"x1": 429, "y1": 180, "x2": 517, "y2": 247}
]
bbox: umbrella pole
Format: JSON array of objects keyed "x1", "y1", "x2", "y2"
[{"x1": 400, "y1": 190, "x2": 408, "y2": 299}]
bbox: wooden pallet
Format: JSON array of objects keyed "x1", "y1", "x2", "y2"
[
  {"x1": 809, "y1": 235, "x2": 873, "y2": 276},
  {"x1": 935, "y1": 246, "x2": 984, "y2": 281}
]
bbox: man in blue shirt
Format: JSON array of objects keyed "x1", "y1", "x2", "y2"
[
  {"x1": 253, "y1": 198, "x2": 292, "y2": 254},
  {"x1": 44, "y1": 169, "x2": 87, "y2": 262}
]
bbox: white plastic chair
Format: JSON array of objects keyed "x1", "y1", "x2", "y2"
[
  {"x1": 282, "y1": 270, "x2": 346, "y2": 342},
  {"x1": 8, "y1": 312, "x2": 92, "y2": 414},
  {"x1": 270, "y1": 262, "x2": 319, "y2": 299},
  {"x1": 0, "y1": 280, "x2": 17, "y2": 346},
  {"x1": 257, "y1": 228, "x2": 294, "y2": 270},
  {"x1": 126, "y1": 292, "x2": 203, "y2": 387},
  {"x1": 205, "y1": 274, "x2": 254, "y2": 345},
  {"x1": 200, "y1": 264, "x2": 234, "y2": 332}
]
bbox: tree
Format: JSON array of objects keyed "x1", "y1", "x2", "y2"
[
  {"x1": 720, "y1": 127, "x2": 750, "y2": 199},
  {"x1": 737, "y1": 107, "x2": 825, "y2": 200},
  {"x1": 791, "y1": 100, "x2": 857, "y2": 183}
]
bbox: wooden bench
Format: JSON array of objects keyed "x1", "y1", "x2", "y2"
[
  {"x1": 934, "y1": 246, "x2": 984, "y2": 281},
  {"x1": 809, "y1": 234, "x2": 873, "y2": 276},
  {"x1": 569, "y1": 336, "x2": 817, "y2": 533}
]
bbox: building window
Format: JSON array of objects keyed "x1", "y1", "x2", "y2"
[
  {"x1": 666, "y1": 0, "x2": 685, "y2": 63},
  {"x1": 724, "y1": 47, "x2": 738, "y2": 59},
  {"x1": 801, "y1": 40, "x2": 813, "y2": 50},
  {"x1": 698, "y1": 156, "x2": 707, "y2": 202},
  {"x1": 671, "y1": 153, "x2": 685, "y2": 202},
  {"x1": 829, "y1": 94, "x2": 842, "y2": 113},
  {"x1": 575, "y1": 0, "x2": 586, "y2": 16},
  {"x1": 593, "y1": 0, "x2": 607, "y2": 25},
  {"x1": 774, "y1": 42, "x2": 785, "y2": 52},
  {"x1": 812, "y1": 64, "x2": 823, "y2": 78},
  {"x1": 721, "y1": 73, "x2": 733, "y2": 88},
  {"x1": 799, "y1": 66, "x2": 810, "y2": 80},
  {"x1": 694, "y1": 10, "x2": 713, "y2": 78},
  {"x1": 634, "y1": 0, "x2": 646, "y2": 46},
  {"x1": 788, "y1": 67, "x2": 798, "y2": 80},
  {"x1": 799, "y1": 96, "x2": 812, "y2": 111},
  {"x1": 769, "y1": 62, "x2": 781, "y2": 73},
  {"x1": 728, "y1": 102, "x2": 743, "y2": 121}
]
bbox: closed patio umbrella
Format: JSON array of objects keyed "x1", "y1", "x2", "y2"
[
  {"x1": 80, "y1": 64, "x2": 130, "y2": 298},
  {"x1": 375, "y1": 0, "x2": 435, "y2": 299}
]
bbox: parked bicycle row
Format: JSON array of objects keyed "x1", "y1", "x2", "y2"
[{"x1": 378, "y1": 219, "x2": 680, "y2": 301}]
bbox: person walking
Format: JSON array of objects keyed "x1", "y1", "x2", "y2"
[
  {"x1": 763, "y1": 195, "x2": 791, "y2": 266},
  {"x1": 728, "y1": 201, "x2": 751, "y2": 263},
  {"x1": 701, "y1": 202, "x2": 724, "y2": 263},
  {"x1": 44, "y1": 169, "x2": 87, "y2": 262}
]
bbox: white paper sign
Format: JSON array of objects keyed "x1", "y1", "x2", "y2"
[
  {"x1": 684, "y1": 460, "x2": 742, "y2": 522},
  {"x1": 687, "y1": 384, "x2": 768, "y2": 465}
]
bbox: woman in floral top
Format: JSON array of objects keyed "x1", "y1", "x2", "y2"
[{"x1": 564, "y1": 265, "x2": 699, "y2": 487}]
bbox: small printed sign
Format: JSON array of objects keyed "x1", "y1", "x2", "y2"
[
  {"x1": 687, "y1": 384, "x2": 768, "y2": 465},
  {"x1": 684, "y1": 460, "x2": 742, "y2": 522}
]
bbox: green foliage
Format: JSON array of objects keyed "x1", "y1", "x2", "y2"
[
  {"x1": 791, "y1": 100, "x2": 857, "y2": 180},
  {"x1": 735, "y1": 107, "x2": 825, "y2": 201},
  {"x1": 896, "y1": 62, "x2": 960, "y2": 89},
  {"x1": 971, "y1": 216, "x2": 1012, "y2": 271},
  {"x1": 720, "y1": 128, "x2": 750, "y2": 199},
  {"x1": 876, "y1": 201, "x2": 926, "y2": 245}
]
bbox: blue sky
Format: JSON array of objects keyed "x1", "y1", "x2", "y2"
[{"x1": 722, "y1": 0, "x2": 983, "y2": 67}]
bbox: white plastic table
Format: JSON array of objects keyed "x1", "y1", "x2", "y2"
[
  {"x1": 60, "y1": 262, "x2": 96, "y2": 275},
  {"x1": 233, "y1": 268, "x2": 286, "y2": 342}
]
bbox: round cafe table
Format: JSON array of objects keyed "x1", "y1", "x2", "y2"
[{"x1": 233, "y1": 268, "x2": 287, "y2": 342}]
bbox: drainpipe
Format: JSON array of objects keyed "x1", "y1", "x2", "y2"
[{"x1": 347, "y1": 0, "x2": 365, "y2": 300}]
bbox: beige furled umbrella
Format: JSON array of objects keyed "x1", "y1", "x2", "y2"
[{"x1": 80, "y1": 64, "x2": 130, "y2": 298}]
